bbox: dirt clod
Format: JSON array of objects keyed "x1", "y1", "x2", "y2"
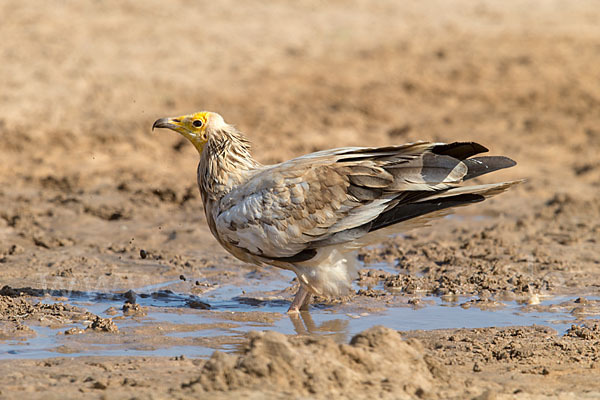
[
  {"x1": 86, "y1": 316, "x2": 119, "y2": 333},
  {"x1": 181, "y1": 327, "x2": 437, "y2": 398}
]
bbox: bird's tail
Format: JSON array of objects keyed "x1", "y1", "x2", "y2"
[
  {"x1": 366, "y1": 179, "x2": 522, "y2": 234},
  {"x1": 306, "y1": 144, "x2": 522, "y2": 251}
]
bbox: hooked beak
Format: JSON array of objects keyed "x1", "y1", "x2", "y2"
[{"x1": 152, "y1": 117, "x2": 180, "y2": 131}]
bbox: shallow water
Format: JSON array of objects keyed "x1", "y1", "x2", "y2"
[{"x1": 1, "y1": 270, "x2": 598, "y2": 360}]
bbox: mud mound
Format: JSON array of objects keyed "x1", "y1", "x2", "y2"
[
  {"x1": 0, "y1": 290, "x2": 118, "y2": 338},
  {"x1": 179, "y1": 326, "x2": 440, "y2": 399},
  {"x1": 566, "y1": 321, "x2": 600, "y2": 341}
]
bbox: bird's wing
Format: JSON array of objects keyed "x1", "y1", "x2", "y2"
[{"x1": 213, "y1": 142, "x2": 515, "y2": 261}]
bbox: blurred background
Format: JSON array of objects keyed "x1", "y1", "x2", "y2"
[
  {"x1": 0, "y1": 0, "x2": 598, "y2": 288},
  {"x1": 2, "y1": 0, "x2": 599, "y2": 182}
]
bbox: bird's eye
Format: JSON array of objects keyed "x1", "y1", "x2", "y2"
[{"x1": 192, "y1": 120, "x2": 203, "y2": 128}]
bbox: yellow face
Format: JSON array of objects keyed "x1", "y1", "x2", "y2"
[{"x1": 152, "y1": 111, "x2": 211, "y2": 153}]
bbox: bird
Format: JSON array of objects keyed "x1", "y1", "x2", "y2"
[{"x1": 153, "y1": 111, "x2": 520, "y2": 313}]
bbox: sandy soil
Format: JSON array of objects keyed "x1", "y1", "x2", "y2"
[{"x1": 1, "y1": 0, "x2": 599, "y2": 398}]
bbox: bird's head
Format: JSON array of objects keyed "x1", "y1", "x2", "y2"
[{"x1": 152, "y1": 111, "x2": 226, "y2": 154}]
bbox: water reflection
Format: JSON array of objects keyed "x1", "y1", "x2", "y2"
[
  {"x1": 1, "y1": 279, "x2": 599, "y2": 360},
  {"x1": 288, "y1": 311, "x2": 349, "y2": 340}
]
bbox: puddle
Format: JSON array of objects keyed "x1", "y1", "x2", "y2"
[{"x1": 1, "y1": 270, "x2": 598, "y2": 360}]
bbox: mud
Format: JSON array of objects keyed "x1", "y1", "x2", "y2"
[
  {"x1": 1, "y1": 0, "x2": 600, "y2": 398},
  {"x1": 0, "y1": 325, "x2": 598, "y2": 399},
  {"x1": 0, "y1": 288, "x2": 117, "y2": 340}
]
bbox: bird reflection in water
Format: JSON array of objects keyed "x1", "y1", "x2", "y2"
[{"x1": 288, "y1": 310, "x2": 349, "y2": 342}]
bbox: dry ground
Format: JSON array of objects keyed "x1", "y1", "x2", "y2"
[{"x1": 1, "y1": 0, "x2": 599, "y2": 398}]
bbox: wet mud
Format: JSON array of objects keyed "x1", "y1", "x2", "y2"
[{"x1": 1, "y1": 0, "x2": 600, "y2": 398}]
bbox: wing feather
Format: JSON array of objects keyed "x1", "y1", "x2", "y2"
[{"x1": 213, "y1": 141, "x2": 516, "y2": 261}]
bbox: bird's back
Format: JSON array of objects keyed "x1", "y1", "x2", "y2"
[{"x1": 207, "y1": 142, "x2": 519, "y2": 271}]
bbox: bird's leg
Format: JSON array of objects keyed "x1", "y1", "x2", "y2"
[
  {"x1": 299, "y1": 290, "x2": 312, "y2": 311},
  {"x1": 287, "y1": 286, "x2": 312, "y2": 313}
]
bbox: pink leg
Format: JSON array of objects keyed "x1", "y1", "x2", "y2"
[{"x1": 287, "y1": 286, "x2": 312, "y2": 313}]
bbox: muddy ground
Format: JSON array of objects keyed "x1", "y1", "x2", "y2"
[{"x1": 1, "y1": 0, "x2": 599, "y2": 398}]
